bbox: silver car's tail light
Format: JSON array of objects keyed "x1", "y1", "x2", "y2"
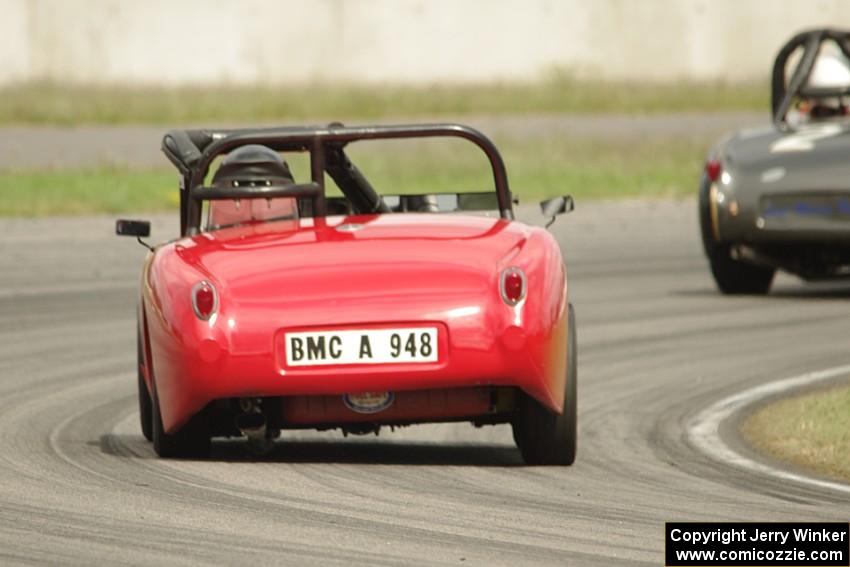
[{"x1": 705, "y1": 159, "x2": 721, "y2": 182}]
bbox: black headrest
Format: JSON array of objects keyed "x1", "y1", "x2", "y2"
[{"x1": 212, "y1": 145, "x2": 294, "y2": 188}]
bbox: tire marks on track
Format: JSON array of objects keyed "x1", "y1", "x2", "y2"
[{"x1": 3, "y1": 202, "x2": 850, "y2": 565}]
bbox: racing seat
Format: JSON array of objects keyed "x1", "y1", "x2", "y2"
[{"x1": 206, "y1": 144, "x2": 299, "y2": 229}]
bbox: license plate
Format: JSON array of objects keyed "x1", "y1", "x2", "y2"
[
  {"x1": 761, "y1": 194, "x2": 850, "y2": 219},
  {"x1": 285, "y1": 327, "x2": 438, "y2": 367}
]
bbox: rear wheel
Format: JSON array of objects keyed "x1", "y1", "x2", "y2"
[
  {"x1": 706, "y1": 245, "x2": 775, "y2": 295},
  {"x1": 137, "y1": 327, "x2": 153, "y2": 442},
  {"x1": 513, "y1": 303, "x2": 577, "y2": 466},
  {"x1": 152, "y1": 383, "x2": 210, "y2": 459},
  {"x1": 698, "y1": 175, "x2": 775, "y2": 295}
]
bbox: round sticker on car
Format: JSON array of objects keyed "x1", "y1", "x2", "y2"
[{"x1": 343, "y1": 391, "x2": 394, "y2": 414}]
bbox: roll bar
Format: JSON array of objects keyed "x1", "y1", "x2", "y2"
[
  {"x1": 162, "y1": 123, "x2": 514, "y2": 235},
  {"x1": 771, "y1": 28, "x2": 850, "y2": 128}
]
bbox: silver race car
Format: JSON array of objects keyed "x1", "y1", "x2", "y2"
[{"x1": 700, "y1": 29, "x2": 850, "y2": 294}]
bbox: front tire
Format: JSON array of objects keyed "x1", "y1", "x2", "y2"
[
  {"x1": 152, "y1": 383, "x2": 210, "y2": 459},
  {"x1": 698, "y1": 175, "x2": 775, "y2": 295},
  {"x1": 513, "y1": 303, "x2": 577, "y2": 466}
]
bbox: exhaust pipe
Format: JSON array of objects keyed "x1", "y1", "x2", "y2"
[
  {"x1": 236, "y1": 398, "x2": 267, "y2": 440},
  {"x1": 235, "y1": 397, "x2": 274, "y2": 455},
  {"x1": 235, "y1": 411, "x2": 267, "y2": 439}
]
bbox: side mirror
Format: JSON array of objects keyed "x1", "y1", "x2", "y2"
[
  {"x1": 116, "y1": 219, "x2": 151, "y2": 238},
  {"x1": 540, "y1": 195, "x2": 574, "y2": 228}
]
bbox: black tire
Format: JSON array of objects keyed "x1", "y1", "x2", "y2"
[
  {"x1": 698, "y1": 175, "x2": 775, "y2": 295},
  {"x1": 151, "y1": 383, "x2": 210, "y2": 459},
  {"x1": 137, "y1": 327, "x2": 153, "y2": 442},
  {"x1": 513, "y1": 303, "x2": 577, "y2": 466},
  {"x1": 705, "y1": 244, "x2": 775, "y2": 295}
]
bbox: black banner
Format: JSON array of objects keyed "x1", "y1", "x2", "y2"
[{"x1": 666, "y1": 522, "x2": 849, "y2": 566}]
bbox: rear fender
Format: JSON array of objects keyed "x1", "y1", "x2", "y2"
[
  {"x1": 138, "y1": 254, "x2": 156, "y2": 393},
  {"x1": 507, "y1": 228, "x2": 569, "y2": 412},
  {"x1": 138, "y1": 302, "x2": 153, "y2": 390},
  {"x1": 144, "y1": 244, "x2": 224, "y2": 432}
]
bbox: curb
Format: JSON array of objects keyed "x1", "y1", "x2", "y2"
[{"x1": 688, "y1": 364, "x2": 850, "y2": 495}]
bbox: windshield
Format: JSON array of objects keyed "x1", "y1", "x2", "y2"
[{"x1": 337, "y1": 136, "x2": 500, "y2": 214}]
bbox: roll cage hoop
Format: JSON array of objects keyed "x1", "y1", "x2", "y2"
[
  {"x1": 772, "y1": 28, "x2": 850, "y2": 129},
  {"x1": 161, "y1": 123, "x2": 514, "y2": 236}
]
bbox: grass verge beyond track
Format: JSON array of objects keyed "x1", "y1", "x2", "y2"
[
  {"x1": 0, "y1": 80, "x2": 764, "y2": 125},
  {"x1": 1, "y1": 79, "x2": 757, "y2": 214},
  {"x1": 742, "y1": 383, "x2": 850, "y2": 483},
  {"x1": 0, "y1": 137, "x2": 706, "y2": 216}
]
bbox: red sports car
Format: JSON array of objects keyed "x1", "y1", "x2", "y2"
[{"x1": 117, "y1": 123, "x2": 576, "y2": 465}]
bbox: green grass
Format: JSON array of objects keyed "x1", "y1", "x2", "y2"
[
  {"x1": 0, "y1": 77, "x2": 746, "y2": 215},
  {"x1": 742, "y1": 383, "x2": 850, "y2": 482},
  {"x1": 0, "y1": 168, "x2": 179, "y2": 216},
  {"x1": 0, "y1": 79, "x2": 766, "y2": 125},
  {"x1": 0, "y1": 136, "x2": 706, "y2": 216}
]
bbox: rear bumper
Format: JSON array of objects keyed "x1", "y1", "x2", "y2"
[
  {"x1": 154, "y1": 306, "x2": 568, "y2": 433},
  {"x1": 281, "y1": 387, "x2": 505, "y2": 427},
  {"x1": 713, "y1": 183, "x2": 850, "y2": 244}
]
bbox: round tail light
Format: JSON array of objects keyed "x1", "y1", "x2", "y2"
[
  {"x1": 192, "y1": 281, "x2": 218, "y2": 320},
  {"x1": 705, "y1": 159, "x2": 722, "y2": 182},
  {"x1": 500, "y1": 267, "x2": 527, "y2": 306}
]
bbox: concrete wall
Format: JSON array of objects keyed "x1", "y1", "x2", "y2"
[{"x1": 3, "y1": 0, "x2": 850, "y2": 86}]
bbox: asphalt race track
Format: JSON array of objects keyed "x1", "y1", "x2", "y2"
[{"x1": 2, "y1": 200, "x2": 850, "y2": 566}]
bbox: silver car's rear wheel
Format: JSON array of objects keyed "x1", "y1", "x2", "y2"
[
  {"x1": 706, "y1": 245, "x2": 775, "y2": 295},
  {"x1": 698, "y1": 175, "x2": 775, "y2": 294}
]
